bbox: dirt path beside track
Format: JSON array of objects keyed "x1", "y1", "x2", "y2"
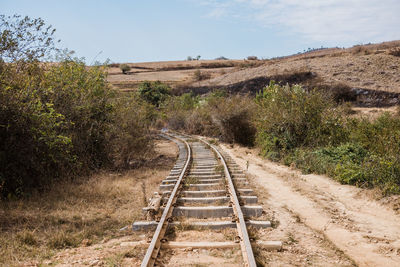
[{"x1": 221, "y1": 143, "x2": 400, "y2": 267}]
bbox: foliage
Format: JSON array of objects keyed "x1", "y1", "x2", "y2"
[
  {"x1": 41, "y1": 59, "x2": 115, "y2": 169},
  {"x1": 208, "y1": 95, "x2": 256, "y2": 146},
  {"x1": 109, "y1": 95, "x2": 154, "y2": 169},
  {"x1": 0, "y1": 60, "x2": 73, "y2": 197},
  {"x1": 254, "y1": 82, "x2": 400, "y2": 195},
  {"x1": 119, "y1": 64, "x2": 131, "y2": 74},
  {"x1": 163, "y1": 93, "x2": 255, "y2": 146},
  {"x1": 137, "y1": 81, "x2": 171, "y2": 107},
  {"x1": 255, "y1": 81, "x2": 347, "y2": 157},
  {"x1": 0, "y1": 14, "x2": 59, "y2": 62},
  {"x1": 0, "y1": 15, "x2": 153, "y2": 198},
  {"x1": 287, "y1": 143, "x2": 368, "y2": 176}
]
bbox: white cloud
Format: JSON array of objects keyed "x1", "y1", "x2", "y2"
[{"x1": 199, "y1": 0, "x2": 400, "y2": 44}]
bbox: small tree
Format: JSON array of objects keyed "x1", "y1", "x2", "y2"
[
  {"x1": 138, "y1": 81, "x2": 171, "y2": 107},
  {"x1": 196, "y1": 55, "x2": 201, "y2": 60},
  {"x1": 120, "y1": 64, "x2": 131, "y2": 74},
  {"x1": 0, "y1": 15, "x2": 59, "y2": 62}
]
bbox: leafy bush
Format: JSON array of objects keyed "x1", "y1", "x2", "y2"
[
  {"x1": 163, "y1": 93, "x2": 256, "y2": 146},
  {"x1": 0, "y1": 70, "x2": 73, "y2": 197},
  {"x1": 137, "y1": 81, "x2": 171, "y2": 107},
  {"x1": 208, "y1": 95, "x2": 256, "y2": 146},
  {"x1": 334, "y1": 155, "x2": 400, "y2": 195},
  {"x1": 109, "y1": 95, "x2": 154, "y2": 169},
  {"x1": 119, "y1": 64, "x2": 131, "y2": 74},
  {"x1": 348, "y1": 113, "x2": 400, "y2": 157},
  {"x1": 255, "y1": 82, "x2": 347, "y2": 157},
  {"x1": 41, "y1": 60, "x2": 115, "y2": 169},
  {"x1": 0, "y1": 15, "x2": 153, "y2": 197},
  {"x1": 254, "y1": 82, "x2": 400, "y2": 195},
  {"x1": 287, "y1": 143, "x2": 368, "y2": 176}
]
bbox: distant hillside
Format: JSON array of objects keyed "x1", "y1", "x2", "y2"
[{"x1": 108, "y1": 40, "x2": 400, "y2": 106}]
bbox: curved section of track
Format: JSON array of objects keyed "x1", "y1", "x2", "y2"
[
  {"x1": 141, "y1": 134, "x2": 192, "y2": 267},
  {"x1": 200, "y1": 137, "x2": 257, "y2": 266},
  {"x1": 135, "y1": 133, "x2": 280, "y2": 266}
]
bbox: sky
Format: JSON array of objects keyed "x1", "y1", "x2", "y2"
[{"x1": 1, "y1": 0, "x2": 399, "y2": 63}]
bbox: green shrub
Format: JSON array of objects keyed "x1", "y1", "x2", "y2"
[
  {"x1": 119, "y1": 64, "x2": 131, "y2": 74},
  {"x1": 0, "y1": 15, "x2": 154, "y2": 197},
  {"x1": 288, "y1": 143, "x2": 368, "y2": 175},
  {"x1": 137, "y1": 81, "x2": 171, "y2": 107},
  {"x1": 348, "y1": 113, "x2": 400, "y2": 157},
  {"x1": 207, "y1": 95, "x2": 256, "y2": 146},
  {"x1": 0, "y1": 62, "x2": 73, "y2": 197},
  {"x1": 42, "y1": 59, "x2": 115, "y2": 169},
  {"x1": 255, "y1": 82, "x2": 347, "y2": 157},
  {"x1": 163, "y1": 93, "x2": 256, "y2": 146},
  {"x1": 109, "y1": 95, "x2": 154, "y2": 169},
  {"x1": 334, "y1": 155, "x2": 400, "y2": 195}
]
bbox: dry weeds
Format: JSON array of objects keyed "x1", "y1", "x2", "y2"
[{"x1": 0, "y1": 139, "x2": 178, "y2": 266}]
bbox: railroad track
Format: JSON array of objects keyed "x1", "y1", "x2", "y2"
[{"x1": 133, "y1": 133, "x2": 281, "y2": 266}]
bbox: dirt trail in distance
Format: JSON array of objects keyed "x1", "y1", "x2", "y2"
[{"x1": 221, "y1": 143, "x2": 400, "y2": 267}]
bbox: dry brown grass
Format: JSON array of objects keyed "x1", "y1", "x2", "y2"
[
  {"x1": 106, "y1": 59, "x2": 256, "y2": 91},
  {"x1": 0, "y1": 139, "x2": 177, "y2": 266},
  {"x1": 195, "y1": 40, "x2": 400, "y2": 95}
]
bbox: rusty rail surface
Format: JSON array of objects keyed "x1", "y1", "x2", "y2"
[
  {"x1": 199, "y1": 137, "x2": 257, "y2": 267},
  {"x1": 140, "y1": 133, "x2": 259, "y2": 267},
  {"x1": 141, "y1": 133, "x2": 192, "y2": 267}
]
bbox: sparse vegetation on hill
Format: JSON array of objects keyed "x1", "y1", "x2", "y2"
[{"x1": 192, "y1": 69, "x2": 211, "y2": 81}]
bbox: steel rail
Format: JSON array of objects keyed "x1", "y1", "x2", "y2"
[
  {"x1": 141, "y1": 133, "x2": 192, "y2": 267},
  {"x1": 199, "y1": 138, "x2": 257, "y2": 267}
]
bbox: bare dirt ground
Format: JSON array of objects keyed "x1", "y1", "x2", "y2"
[{"x1": 220, "y1": 143, "x2": 400, "y2": 267}]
